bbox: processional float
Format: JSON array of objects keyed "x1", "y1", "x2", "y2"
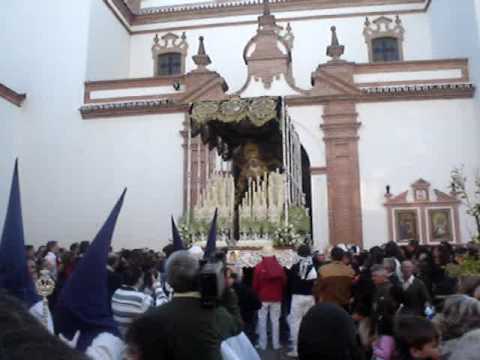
[{"x1": 184, "y1": 96, "x2": 310, "y2": 262}]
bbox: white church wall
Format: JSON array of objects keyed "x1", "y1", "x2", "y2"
[
  {"x1": 76, "y1": 113, "x2": 185, "y2": 251},
  {"x1": 128, "y1": 11, "x2": 433, "y2": 92},
  {"x1": 86, "y1": 0, "x2": 131, "y2": 80},
  {"x1": 0, "y1": 103, "x2": 20, "y2": 228},
  {"x1": 89, "y1": 85, "x2": 182, "y2": 100},
  {"x1": 429, "y1": 0, "x2": 480, "y2": 87},
  {"x1": 0, "y1": 0, "x2": 184, "y2": 250},
  {"x1": 240, "y1": 74, "x2": 300, "y2": 98},
  {"x1": 354, "y1": 69, "x2": 463, "y2": 84},
  {"x1": 132, "y1": 2, "x2": 429, "y2": 33},
  {"x1": 288, "y1": 106, "x2": 325, "y2": 168},
  {"x1": 141, "y1": 0, "x2": 207, "y2": 7},
  {"x1": 311, "y1": 175, "x2": 330, "y2": 252},
  {"x1": 129, "y1": 25, "x2": 255, "y2": 92},
  {"x1": 476, "y1": 0, "x2": 480, "y2": 42},
  {"x1": 357, "y1": 99, "x2": 480, "y2": 249},
  {"x1": 0, "y1": 0, "x2": 92, "y2": 247}
]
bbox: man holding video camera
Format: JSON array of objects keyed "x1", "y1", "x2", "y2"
[{"x1": 125, "y1": 250, "x2": 244, "y2": 360}]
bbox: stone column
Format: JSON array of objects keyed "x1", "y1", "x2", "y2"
[
  {"x1": 321, "y1": 101, "x2": 363, "y2": 246},
  {"x1": 311, "y1": 26, "x2": 364, "y2": 247}
]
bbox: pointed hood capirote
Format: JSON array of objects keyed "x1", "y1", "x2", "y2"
[
  {"x1": 171, "y1": 216, "x2": 185, "y2": 251},
  {"x1": 204, "y1": 208, "x2": 218, "y2": 259},
  {"x1": 54, "y1": 188, "x2": 127, "y2": 351},
  {"x1": 0, "y1": 160, "x2": 40, "y2": 307}
]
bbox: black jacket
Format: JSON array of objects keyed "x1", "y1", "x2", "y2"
[
  {"x1": 232, "y1": 282, "x2": 261, "y2": 323},
  {"x1": 289, "y1": 261, "x2": 316, "y2": 296},
  {"x1": 399, "y1": 277, "x2": 431, "y2": 316},
  {"x1": 127, "y1": 297, "x2": 240, "y2": 360}
]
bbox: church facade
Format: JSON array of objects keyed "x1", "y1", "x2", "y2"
[{"x1": 1, "y1": 0, "x2": 480, "y2": 251}]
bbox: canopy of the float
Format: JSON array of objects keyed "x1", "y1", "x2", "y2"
[{"x1": 189, "y1": 96, "x2": 283, "y2": 161}]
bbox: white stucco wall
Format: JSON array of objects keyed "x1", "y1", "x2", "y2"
[
  {"x1": 311, "y1": 174, "x2": 330, "y2": 252},
  {"x1": 129, "y1": 26, "x2": 255, "y2": 91},
  {"x1": 0, "y1": 102, "x2": 20, "y2": 229},
  {"x1": 128, "y1": 11, "x2": 433, "y2": 91},
  {"x1": 358, "y1": 100, "x2": 480, "y2": 249},
  {"x1": 0, "y1": 0, "x2": 91, "y2": 247},
  {"x1": 429, "y1": 0, "x2": 480, "y2": 85},
  {"x1": 86, "y1": 0, "x2": 131, "y2": 80},
  {"x1": 0, "y1": 0, "x2": 184, "y2": 250}
]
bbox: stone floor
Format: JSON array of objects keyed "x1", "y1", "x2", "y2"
[{"x1": 257, "y1": 347, "x2": 295, "y2": 360}]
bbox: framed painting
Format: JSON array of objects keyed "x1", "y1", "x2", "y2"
[
  {"x1": 394, "y1": 209, "x2": 419, "y2": 242},
  {"x1": 428, "y1": 208, "x2": 453, "y2": 242}
]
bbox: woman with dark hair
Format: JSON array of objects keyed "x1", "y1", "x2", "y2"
[
  {"x1": 431, "y1": 246, "x2": 457, "y2": 298},
  {"x1": 298, "y1": 302, "x2": 363, "y2": 360},
  {"x1": 0, "y1": 290, "x2": 88, "y2": 360},
  {"x1": 384, "y1": 241, "x2": 405, "y2": 262},
  {"x1": 365, "y1": 247, "x2": 385, "y2": 269}
]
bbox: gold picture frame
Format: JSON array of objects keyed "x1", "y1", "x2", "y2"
[
  {"x1": 395, "y1": 209, "x2": 419, "y2": 242},
  {"x1": 428, "y1": 208, "x2": 453, "y2": 242}
]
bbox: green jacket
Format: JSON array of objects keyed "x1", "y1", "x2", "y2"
[{"x1": 128, "y1": 295, "x2": 241, "y2": 360}]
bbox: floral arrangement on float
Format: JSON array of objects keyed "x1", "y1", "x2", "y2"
[
  {"x1": 178, "y1": 217, "x2": 195, "y2": 248},
  {"x1": 272, "y1": 223, "x2": 302, "y2": 248},
  {"x1": 287, "y1": 206, "x2": 311, "y2": 236}
]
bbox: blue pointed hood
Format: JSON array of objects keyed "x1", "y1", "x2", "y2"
[
  {"x1": 54, "y1": 188, "x2": 126, "y2": 351},
  {"x1": 171, "y1": 216, "x2": 185, "y2": 251},
  {"x1": 204, "y1": 208, "x2": 218, "y2": 259},
  {"x1": 0, "y1": 160, "x2": 40, "y2": 306}
]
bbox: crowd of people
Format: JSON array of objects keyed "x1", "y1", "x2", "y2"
[{"x1": 12, "y1": 237, "x2": 480, "y2": 360}]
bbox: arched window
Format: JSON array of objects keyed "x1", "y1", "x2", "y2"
[
  {"x1": 157, "y1": 52, "x2": 182, "y2": 76},
  {"x1": 372, "y1": 37, "x2": 400, "y2": 62},
  {"x1": 363, "y1": 16, "x2": 404, "y2": 63}
]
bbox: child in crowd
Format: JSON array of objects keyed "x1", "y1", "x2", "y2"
[{"x1": 394, "y1": 316, "x2": 440, "y2": 360}]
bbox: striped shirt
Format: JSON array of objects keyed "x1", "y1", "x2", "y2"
[
  {"x1": 112, "y1": 286, "x2": 154, "y2": 337},
  {"x1": 154, "y1": 280, "x2": 173, "y2": 306}
]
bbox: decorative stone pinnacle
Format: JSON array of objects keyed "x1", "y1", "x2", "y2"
[
  {"x1": 326, "y1": 26, "x2": 345, "y2": 61},
  {"x1": 263, "y1": 0, "x2": 270, "y2": 15},
  {"x1": 198, "y1": 36, "x2": 206, "y2": 55},
  {"x1": 153, "y1": 33, "x2": 159, "y2": 44},
  {"x1": 364, "y1": 17, "x2": 370, "y2": 27},
  {"x1": 192, "y1": 36, "x2": 211, "y2": 68},
  {"x1": 395, "y1": 15, "x2": 401, "y2": 25}
]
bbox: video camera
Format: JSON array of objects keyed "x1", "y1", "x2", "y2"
[{"x1": 198, "y1": 252, "x2": 227, "y2": 308}]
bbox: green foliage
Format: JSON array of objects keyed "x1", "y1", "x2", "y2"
[
  {"x1": 446, "y1": 256, "x2": 480, "y2": 277},
  {"x1": 451, "y1": 166, "x2": 480, "y2": 240},
  {"x1": 288, "y1": 207, "x2": 311, "y2": 235},
  {"x1": 178, "y1": 222, "x2": 194, "y2": 247}
]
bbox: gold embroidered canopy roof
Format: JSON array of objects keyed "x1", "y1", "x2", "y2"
[
  {"x1": 189, "y1": 96, "x2": 282, "y2": 161},
  {"x1": 190, "y1": 96, "x2": 280, "y2": 127}
]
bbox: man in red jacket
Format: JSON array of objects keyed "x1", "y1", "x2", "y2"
[{"x1": 253, "y1": 251, "x2": 287, "y2": 351}]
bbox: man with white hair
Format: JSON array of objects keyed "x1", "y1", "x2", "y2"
[
  {"x1": 400, "y1": 260, "x2": 431, "y2": 316},
  {"x1": 125, "y1": 250, "x2": 251, "y2": 360}
]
